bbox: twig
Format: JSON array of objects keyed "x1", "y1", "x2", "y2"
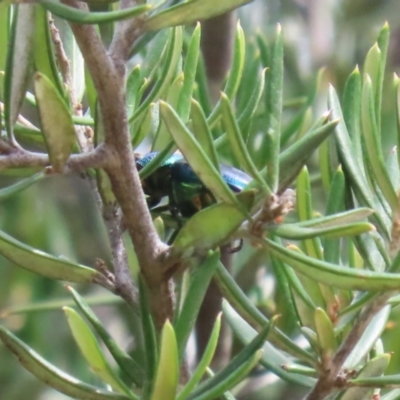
[
  {"x1": 49, "y1": 13, "x2": 91, "y2": 152},
  {"x1": 304, "y1": 293, "x2": 392, "y2": 400},
  {"x1": 49, "y1": 4, "x2": 137, "y2": 306},
  {"x1": 103, "y1": 203, "x2": 138, "y2": 305},
  {"x1": 109, "y1": 0, "x2": 144, "y2": 63},
  {"x1": 0, "y1": 101, "x2": 39, "y2": 131},
  {"x1": 48, "y1": 17, "x2": 71, "y2": 86},
  {"x1": 63, "y1": 0, "x2": 175, "y2": 330},
  {"x1": 0, "y1": 139, "x2": 17, "y2": 154},
  {"x1": 0, "y1": 145, "x2": 111, "y2": 172}
]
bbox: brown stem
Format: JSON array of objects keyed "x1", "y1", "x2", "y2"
[
  {"x1": 0, "y1": 145, "x2": 110, "y2": 172},
  {"x1": 304, "y1": 293, "x2": 391, "y2": 400},
  {"x1": 103, "y1": 203, "x2": 139, "y2": 306},
  {"x1": 49, "y1": 15, "x2": 92, "y2": 152},
  {"x1": 63, "y1": 0, "x2": 174, "y2": 330},
  {"x1": 109, "y1": 0, "x2": 144, "y2": 63}
]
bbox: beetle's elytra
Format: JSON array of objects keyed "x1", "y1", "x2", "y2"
[{"x1": 136, "y1": 151, "x2": 252, "y2": 217}]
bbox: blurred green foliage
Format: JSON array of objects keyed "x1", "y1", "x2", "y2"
[{"x1": 3, "y1": 1, "x2": 400, "y2": 400}]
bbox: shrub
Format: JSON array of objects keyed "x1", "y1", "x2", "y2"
[{"x1": 1, "y1": 1, "x2": 400, "y2": 400}]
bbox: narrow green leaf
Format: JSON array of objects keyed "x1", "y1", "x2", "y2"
[
  {"x1": 139, "y1": 29, "x2": 169, "y2": 79},
  {"x1": 130, "y1": 27, "x2": 182, "y2": 123},
  {"x1": 354, "y1": 230, "x2": 386, "y2": 272},
  {"x1": 131, "y1": 103, "x2": 158, "y2": 149},
  {"x1": 34, "y1": 7, "x2": 64, "y2": 95},
  {"x1": 189, "y1": 351, "x2": 263, "y2": 400},
  {"x1": 177, "y1": 23, "x2": 201, "y2": 122},
  {"x1": 67, "y1": 287, "x2": 143, "y2": 387},
  {"x1": 220, "y1": 93, "x2": 269, "y2": 192},
  {"x1": 171, "y1": 191, "x2": 254, "y2": 258},
  {"x1": 351, "y1": 374, "x2": 400, "y2": 386},
  {"x1": 381, "y1": 389, "x2": 400, "y2": 400},
  {"x1": 85, "y1": 65, "x2": 97, "y2": 117},
  {"x1": 237, "y1": 68, "x2": 266, "y2": 132},
  {"x1": 160, "y1": 101, "x2": 241, "y2": 207},
  {"x1": 281, "y1": 364, "x2": 317, "y2": 377},
  {"x1": 296, "y1": 208, "x2": 374, "y2": 229},
  {"x1": 0, "y1": 325, "x2": 130, "y2": 400},
  {"x1": 270, "y1": 253, "x2": 301, "y2": 325},
  {"x1": 39, "y1": 0, "x2": 151, "y2": 24},
  {"x1": 364, "y1": 43, "x2": 382, "y2": 126},
  {"x1": 138, "y1": 142, "x2": 176, "y2": 181},
  {"x1": 236, "y1": 40, "x2": 260, "y2": 118},
  {"x1": 318, "y1": 131, "x2": 333, "y2": 193},
  {"x1": 73, "y1": 116, "x2": 94, "y2": 126},
  {"x1": 364, "y1": 23, "x2": 389, "y2": 131},
  {"x1": 395, "y1": 74, "x2": 400, "y2": 174},
  {"x1": 343, "y1": 67, "x2": 362, "y2": 170},
  {"x1": 150, "y1": 321, "x2": 179, "y2": 400},
  {"x1": 256, "y1": 32, "x2": 269, "y2": 68},
  {"x1": 34, "y1": 72, "x2": 77, "y2": 172},
  {"x1": 223, "y1": 301, "x2": 316, "y2": 387},
  {"x1": 175, "y1": 251, "x2": 219, "y2": 359},
  {"x1": 343, "y1": 305, "x2": 390, "y2": 369},
  {"x1": 0, "y1": 172, "x2": 45, "y2": 200},
  {"x1": 296, "y1": 167, "x2": 323, "y2": 259},
  {"x1": 266, "y1": 239, "x2": 400, "y2": 291},
  {"x1": 190, "y1": 99, "x2": 219, "y2": 169},
  {"x1": 143, "y1": 0, "x2": 251, "y2": 31},
  {"x1": 176, "y1": 315, "x2": 221, "y2": 400},
  {"x1": 1, "y1": 294, "x2": 122, "y2": 316},
  {"x1": 187, "y1": 320, "x2": 270, "y2": 399},
  {"x1": 328, "y1": 85, "x2": 389, "y2": 237},
  {"x1": 57, "y1": 17, "x2": 85, "y2": 101},
  {"x1": 139, "y1": 276, "x2": 158, "y2": 400},
  {"x1": 257, "y1": 24, "x2": 283, "y2": 189},
  {"x1": 214, "y1": 262, "x2": 316, "y2": 365},
  {"x1": 268, "y1": 221, "x2": 374, "y2": 241},
  {"x1": 126, "y1": 65, "x2": 142, "y2": 117},
  {"x1": 387, "y1": 145, "x2": 400, "y2": 191},
  {"x1": 301, "y1": 327, "x2": 319, "y2": 352},
  {"x1": 153, "y1": 73, "x2": 184, "y2": 151},
  {"x1": 314, "y1": 308, "x2": 337, "y2": 365},
  {"x1": 13, "y1": 124, "x2": 45, "y2": 146},
  {"x1": 0, "y1": 228, "x2": 107, "y2": 284},
  {"x1": 281, "y1": 107, "x2": 312, "y2": 147},
  {"x1": 0, "y1": 6, "x2": 10, "y2": 100},
  {"x1": 194, "y1": 55, "x2": 212, "y2": 116},
  {"x1": 343, "y1": 353, "x2": 391, "y2": 399},
  {"x1": 278, "y1": 116, "x2": 338, "y2": 191},
  {"x1": 324, "y1": 167, "x2": 345, "y2": 264},
  {"x1": 153, "y1": 216, "x2": 165, "y2": 241},
  {"x1": 376, "y1": 22, "x2": 390, "y2": 125},
  {"x1": 283, "y1": 254, "x2": 325, "y2": 316},
  {"x1": 279, "y1": 257, "x2": 317, "y2": 310},
  {"x1": 361, "y1": 74, "x2": 398, "y2": 213},
  {"x1": 64, "y1": 307, "x2": 137, "y2": 398},
  {"x1": 4, "y1": 4, "x2": 35, "y2": 140}
]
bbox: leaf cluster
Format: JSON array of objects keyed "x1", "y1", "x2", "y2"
[{"x1": 1, "y1": 2, "x2": 400, "y2": 400}]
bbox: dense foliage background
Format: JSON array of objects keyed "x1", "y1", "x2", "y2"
[{"x1": 3, "y1": 1, "x2": 400, "y2": 400}]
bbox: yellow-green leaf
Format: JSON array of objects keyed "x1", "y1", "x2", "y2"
[
  {"x1": 34, "y1": 72, "x2": 77, "y2": 172},
  {"x1": 150, "y1": 320, "x2": 179, "y2": 400}
]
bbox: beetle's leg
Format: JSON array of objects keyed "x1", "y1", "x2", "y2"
[
  {"x1": 167, "y1": 228, "x2": 180, "y2": 245},
  {"x1": 150, "y1": 205, "x2": 170, "y2": 213},
  {"x1": 227, "y1": 239, "x2": 243, "y2": 253},
  {"x1": 146, "y1": 196, "x2": 162, "y2": 208}
]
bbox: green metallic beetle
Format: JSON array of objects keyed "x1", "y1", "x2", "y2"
[{"x1": 136, "y1": 152, "x2": 252, "y2": 217}]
